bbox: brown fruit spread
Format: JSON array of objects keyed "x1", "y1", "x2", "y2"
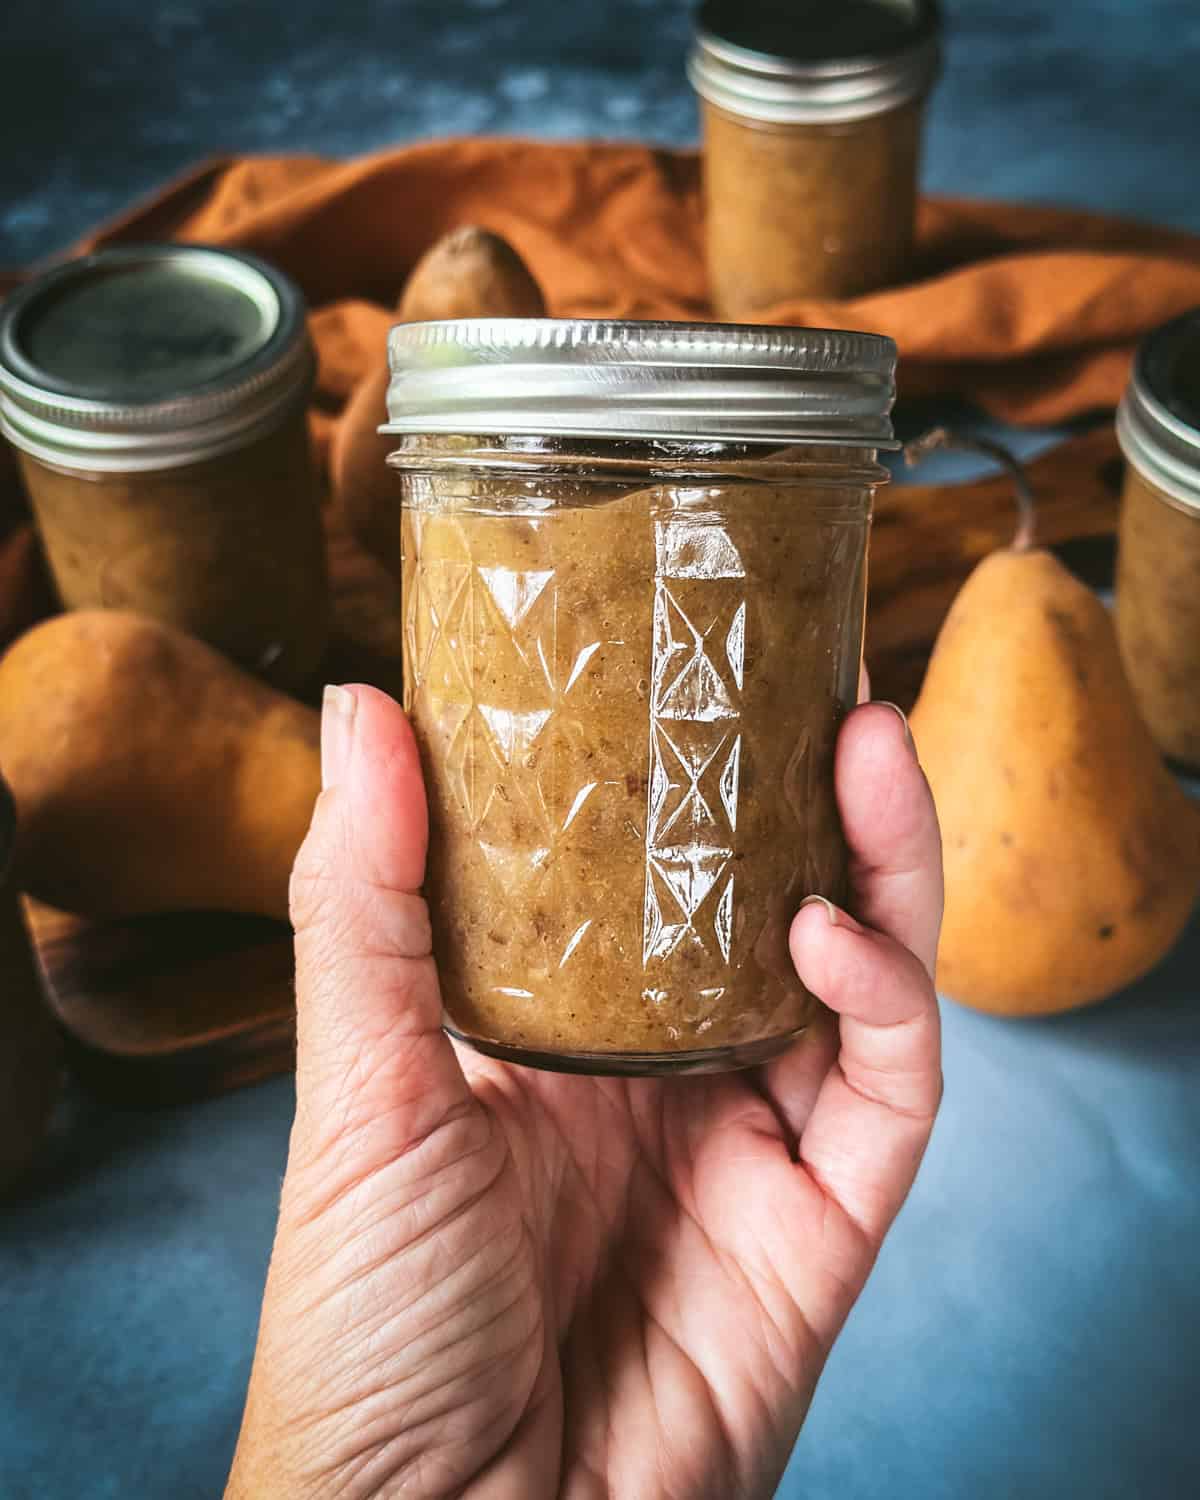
[
  {"x1": 701, "y1": 100, "x2": 923, "y2": 315},
  {"x1": 18, "y1": 406, "x2": 328, "y2": 691},
  {"x1": 688, "y1": 0, "x2": 940, "y2": 319},
  {"x1": 1116, "y1": 466, "x2": 1200, "y2": 771},
  {"x1": 402, "y1": 452, "x2": 871, "y2": 1066},
  {"x1": 1115, "y1": 306, "x2": 1200, "y2": 774}
]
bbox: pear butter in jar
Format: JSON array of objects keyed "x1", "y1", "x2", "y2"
[
  {"x1": 0, "y1": 245, "x2": 328, "y2": 691},
  {"x1": 388, "y1": 318, "x2": 897, "y2": 1075},
  {"x1": 689, "y1": 0, "x2": 942, "y2": 318},
  {"x1": 1116, "y1": 308, "x2": 1200, "y2": 772}
]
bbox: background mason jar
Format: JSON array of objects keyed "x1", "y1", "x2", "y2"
[
  {"x1": 0, "y1": 244, "x2": 329, "y2": 692},
  {"x1": 1116, "y1": 306, "x2": 1200, "y2": 773},
  {"x1": 688, "y1": 0, "x2": 942, "y2": 316}
]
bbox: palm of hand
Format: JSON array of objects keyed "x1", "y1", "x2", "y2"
[
  {"x1": 458, "y1": 1054, "x2": 860, "y2": 1499},
  {"x1": 229, "y1": 688, "x2": 941, "y2": 1500},
  {"x1": 271, "y1": 1040, "x2": 866, "y2": 1500}
]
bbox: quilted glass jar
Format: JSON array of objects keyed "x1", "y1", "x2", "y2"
[{"x1": 386, "y1": 319, "x2": 896, "y2": 1074}]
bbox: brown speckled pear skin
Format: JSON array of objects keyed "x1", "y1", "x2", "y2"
[
  {"x1": 909, "y1": 548, "x2": 1200, "y2": 1017},
  {"x1": 0, "y1": 611, "x2": 320, "y2": 922},
  {"x1": 394, "y1": 225, "x2": 547, "y2": 325},
  {"x1": 331, "y1": 226, "x2": 546, "y2": 575}
]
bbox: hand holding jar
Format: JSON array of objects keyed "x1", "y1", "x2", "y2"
[
  {"x1": 225, "y1": 681, "x2": 942, "y2": 1500},
  {"x1": 225, "y1": 317, "x2": 942, "y2": 1497}
]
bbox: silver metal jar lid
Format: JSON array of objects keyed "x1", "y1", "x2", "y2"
[
  {"x1": 0, "y1": 244, "x2": 313, "y2": 472},
  {"x1": 383, "y1": 318, "x2": 898, "y2": 448},
  {"x1": 1117, "y1": 308, "x2": 1200, "y2": 514},
  {"x1": 688, "y1": 0, "x2": 942, "y2": 125}
]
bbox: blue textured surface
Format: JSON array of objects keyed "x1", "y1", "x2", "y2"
[
  {"x1": 5, "y1": 0, "x2": 1200, "y2": 264},
  {"x1": 2, "y1": 3, "x2": 1200, "y2": 1498}
]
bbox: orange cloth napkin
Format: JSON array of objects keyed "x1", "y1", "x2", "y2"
[
  {"x1": 68, "y1": 137, "x2": 1200, "y2": 434},
  {"x1": 4, "y1": 135, "x2": 1199, "y2": 645}
]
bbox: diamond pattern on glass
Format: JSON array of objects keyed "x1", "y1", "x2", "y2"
[
  {"x1": 652, "y1": 585, "x2": 743, "y2": 722},
  {"x1": 648, "y1": 722, "x2": 739, "y2": 846},
  {"x1": 643, "y1": 515, "x2": 746, "y2": 973},
  {"x1": 404, "y1": 518, "x2": 630, "y2": 975},
  {"x1": 476, "y1": 564, "x2": 553, "y2": 629},
  {"x1": 406, "y1": 502, "x2": 773, "y2": 1013}
]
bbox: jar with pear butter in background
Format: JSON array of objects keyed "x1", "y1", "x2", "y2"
[
  {"x1": 688, "y1": 0, "x2": 942, "y2": 318},
  {"x1": 1116, "y1": 308, "x2": 1200, "y2": 772},
  {"x1": 0, "y1": 245, "x2": 328, "y2": 691},
  {"x1": 387, "y1": 317, "x2": 897, "y2": 1075}
]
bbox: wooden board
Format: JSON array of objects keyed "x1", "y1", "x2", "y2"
[
  {"x1": 867, "y1": 424, "x2": 1122, "y2": 706},
  {"x1": 24, "y1": 900, "x2": 296, "y2": 1106},
  {"x1": 16, "y1": 428, "x2": 1124, "y2": 1104}
]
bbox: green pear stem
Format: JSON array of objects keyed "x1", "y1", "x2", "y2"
[{"x1": 903, "y1": 426, "x2": 1037, "y2": 552}]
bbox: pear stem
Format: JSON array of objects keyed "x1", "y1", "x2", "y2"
[{"x1": 902, "y1": 427, "x2": 1037, "y2": 552}]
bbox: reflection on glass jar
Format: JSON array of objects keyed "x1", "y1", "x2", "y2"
[
  {"x1": 688, "y1": 0, "x2": 941, "y2": 317},
  {"x1": 1116, "y1": 308, "x2": 1200, "y2": 772},
  {"x1": 386, "y1": 319, "x2": 897, "y2": 1075}
]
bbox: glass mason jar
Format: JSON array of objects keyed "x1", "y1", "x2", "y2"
[
  {"x1": 1116, "y1": 308, "x2": 1200, "y2": 772},
  {"x1": 0, "y1": 245, "x2": 328, "y2": 692},
  {"x1": 688, "y1": 0, "x2": 942, "y2": 318},
  {"x1": 386, "y1": 319, "x2": 897, "y2": 1075}
]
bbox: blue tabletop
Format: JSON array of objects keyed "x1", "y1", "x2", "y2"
[{"x1": 3, "y1": 4, "x2": 1200, "y2": 1498}]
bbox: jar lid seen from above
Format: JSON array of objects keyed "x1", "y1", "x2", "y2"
[
  {"x1": 0, "y1": 244, "x2": 313, "y2": 472},
  {"x1": 688, "y1": 0, "x2": 942, "y2": 123},
  {"x1": 382, "y1": 318, "x2": 898, "y2": 449},
  {"x1": 1118, "y1": 307, "x2": 1200, "y2": 514}
]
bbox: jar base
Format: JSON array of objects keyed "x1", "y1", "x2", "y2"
[{"x1": 443, "y1": 1024, "x2": 804, "y2": 1077}]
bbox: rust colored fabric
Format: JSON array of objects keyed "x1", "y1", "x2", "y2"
[
  {"x1": 3, "y1": 134, "x2": 1198, "y2": 656},
  {"x1": 2, "y1": 132, "x2": 1192, "y2": 646},
  {"x1": 67, "y1": 138, "x2": 1200, "y2": 432}
]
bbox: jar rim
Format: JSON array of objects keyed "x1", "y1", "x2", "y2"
[
  {"x1": 688, "y1": 1, "x2": 941, "y2": 124},
  {"x1": 0, "y1": 244, "x2": 313, "y2": 472},
  {"x1": 1118, "y1": 308, "x2": 1200, "y2": 514},
  {"x1": 382, "y1": 318, "x2": 898, "y2": 449},
  {"x1": 386, "y1": 433, "x2": 891, "y2": 489}
]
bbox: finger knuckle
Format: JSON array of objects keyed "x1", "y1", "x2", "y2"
[{"x1": 290, "y1": 830, "x2": 344, "y2": 934}]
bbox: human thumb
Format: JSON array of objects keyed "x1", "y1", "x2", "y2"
[{"x1": 287, "y1": 684, "x2": 472, "y2": 1174}]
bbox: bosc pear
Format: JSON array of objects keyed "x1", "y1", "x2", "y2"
[
  {"x1": 909, "y1": 545, "x2": 1200, "y2": 1017},
  {"x1": 0, "y1": 611, "x2": 320, "y2": 921},
  {"x1": 331, "y1": 226, "x2": 546, "y2": 575}
]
